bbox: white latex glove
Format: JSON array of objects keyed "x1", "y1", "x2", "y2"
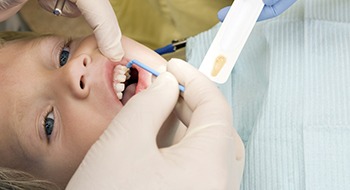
[
  {"x1": 0, "y1": 0, "x2": 123, "y2": 61},
  {"x1": 37, "y1": 0, "x2": 123, "y2": 61},
  {"x1": 67, "y1": 59, "x2": 245, "y2": 190}
]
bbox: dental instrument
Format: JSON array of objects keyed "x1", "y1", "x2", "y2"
[
  {"x1": 155, "y1": 39, "x2": 187, "y2": 55},
  {"x1": 126, "y1": 60, "x2": 185, "y2": 92},
  {"x1": 199, "y1": 0, "x2": 264, "y2": 84},
  {"x1": 53, "y1": 0, "x2": 67, "y2": 16}
]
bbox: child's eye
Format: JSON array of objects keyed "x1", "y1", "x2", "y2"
[
  {"x1": 44, "y1": 111, "x2": 55, "y2": 138},
  {"x1": 59, "y1": 39, "x2": 72, "y2": 67},
  {"x1": 59, "y1": 46, "x2": 70, "y2": 67}
]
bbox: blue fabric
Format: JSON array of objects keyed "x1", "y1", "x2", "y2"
[{"x1": 186, "y1": 0, "x2": 350, "y2": 189}]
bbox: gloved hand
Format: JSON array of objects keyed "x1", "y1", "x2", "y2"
[
  {"x1": 0, "y1": 0, "x2": 123, "y2": 61},
  {"x1": 218, "y1": 0, "x2": 297, "y2": 22},
  {"x1": 37, "y1": 0, "x2": 123, "y2": 61},
  {"x1": 66, "y1": 59, "x2": 245, "y2": 190},
  {"x1": 0, "y1": 0, "x2": 28, "y2": 21}
]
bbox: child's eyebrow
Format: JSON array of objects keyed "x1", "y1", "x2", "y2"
[
  {"x1": 30, "y1": 35, "x2": 62, "y2": 48},
  {"x1": 29, "y1": 35, "x2": 69, "y2": 61},
  {"x1": 0, "y1": 34, "x2": 59, "y2": 50}
]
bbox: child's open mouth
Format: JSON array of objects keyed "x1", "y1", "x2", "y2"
[{"x1": 111, "y1": 63, "x2": 151, "y2": 105}]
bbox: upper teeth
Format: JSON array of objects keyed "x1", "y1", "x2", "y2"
[{"x1": 113, "y1": 65, "x2": 130, "y2": 100}]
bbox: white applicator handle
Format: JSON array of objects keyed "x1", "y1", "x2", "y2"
[{"x1": 199, "y1": 0, "x2": 264, "y2": 84}]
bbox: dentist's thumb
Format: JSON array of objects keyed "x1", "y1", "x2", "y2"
[
  {"x1": 67, "y1": 72, "x2": 180, "y2": 189},
  {"x1": 113, "y1": 71, "x2": 180, "y2": 140}
]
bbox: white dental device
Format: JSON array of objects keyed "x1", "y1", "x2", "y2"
[{"x1": 199, "y1": 0, "x2": 264, "y2": 84}]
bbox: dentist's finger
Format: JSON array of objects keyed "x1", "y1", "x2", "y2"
[
  {"x1": 217, "y1": 0, "x2": 296, "y2": 22},
  {"x1": 37, "y1": 0, "x2": 124, "y2": 61},
  {"x1": 174, "y1": 95, "x2": 192, "y2": 127},
  {"x1": 167, "y1": 59, "x2": 233, "y2": 133},
  {"x1": 167, "y1": 59, "x2": 244, "y2": 166},
  {"x1": 75, "y1": 0, "x2": 124, "y2": 61},
  {"x1": 259, "y1": 0, "x2": 297, "y2": 21},
  {"x1": 67, "y1": 73, "x2": 179, "y2": 190},
  {"x1": 111, "y1": 72, "x2": 179, "y2": 142}
]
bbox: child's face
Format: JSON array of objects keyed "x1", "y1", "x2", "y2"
[{"x1": 0, "y1": 34, "x2": 167, "y2": 187}]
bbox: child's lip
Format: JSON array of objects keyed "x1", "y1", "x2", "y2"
[{"x1": 105, "y1": 61, "x2": 121, "y2": 103}]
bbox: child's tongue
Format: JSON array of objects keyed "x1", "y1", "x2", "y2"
[
  {"x1": 120, "y1": 65, "x2": 152, "y2": 105},
  {"x1": 121, "y1": 83, "x2": 136, "y2": 105}
]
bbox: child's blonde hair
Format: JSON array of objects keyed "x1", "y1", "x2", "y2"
[{"x1": 0, "y1": 167, "x2": 60, "y2": 190}]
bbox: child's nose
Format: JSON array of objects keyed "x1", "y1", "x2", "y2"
[{"x1": 63, "y1": 54, "x2": 91, "y2": 99}]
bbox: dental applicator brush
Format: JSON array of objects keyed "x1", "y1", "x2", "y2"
[{"x1": 126, "y1": 60, "x2": 185, "y2": 92}]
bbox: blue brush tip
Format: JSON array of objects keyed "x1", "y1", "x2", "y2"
[
  {"x1": 126, "y1": 61, "x2": 133, "y2": 68},
  {"x1": 126, "y1": 59, "x2": 185, "y2": 92}
]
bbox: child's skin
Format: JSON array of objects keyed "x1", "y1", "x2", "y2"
[{"x1": 0, "y1": 34, "x2": 176, "y2": 188}]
